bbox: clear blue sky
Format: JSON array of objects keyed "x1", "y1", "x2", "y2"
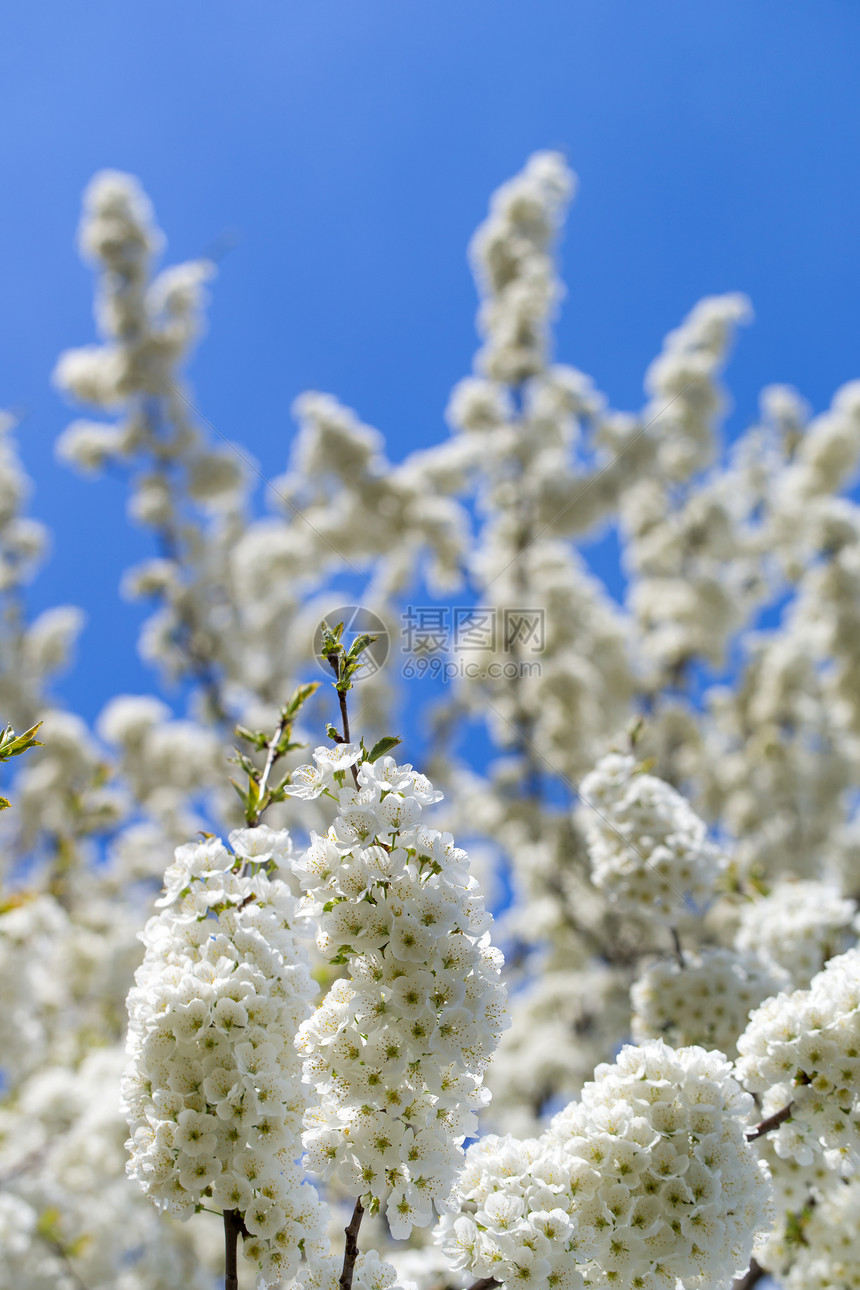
[{"x1": 1, "y1": 1, "x2": 858, "y2": 723}]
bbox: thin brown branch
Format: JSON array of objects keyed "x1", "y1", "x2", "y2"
[
  {"x1": 224, "y1": 1208, "x2": 243, "y2": 1290},
  {"x1": 746, "y1": 1102, "x2": 793, "y2": 1142},
  {"x1": 670, "y1": 925, "x2": 685, "y2": 969},
  {"x1": 338, "y1": 1197, "x2": 365, "y2": 1290},
  {"x1": 337, "y1": 687, "x2": 351, "y2": 744},
  {"x1": 467, "y1": 1279, "x2": 500, "y2": 1290},
  {"x1": 329, "y1": 656, "x2": 359, "y2": 786}
]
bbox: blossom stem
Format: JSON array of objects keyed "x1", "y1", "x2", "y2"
[
  {"x1": 670, "y1": 926, "x2": 685, "y2": 969},
  {"x1": 224, "y1": 1208, "x2": 242, "y2": 1290},
  {"x1": 338, "y1": 1197, "x2": 364, "y2": 1290},
  {"x1": 746, "y1": 1102, "x2": 793, "y2": 1142},
  {"x1": 249, "y1": 710, "x2": 292, "y2": 825},
  {"x1": 329, "y1": 655, "x2": 360, "y2": 785},
  {"x1": 338, "y1": 687, "x2": 352, "y2": 744}
]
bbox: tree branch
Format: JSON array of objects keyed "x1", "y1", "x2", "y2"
[
  {"x1": 746, "y1": 1102, "x2": 793, "y2": 1142},
  {"x1": 248, "y1": 710, "x2": 291, "y2": 825},
  {"x1": 338, "y1": 1197, "x2": 364, "y2": 1290},
  {"x1": 670, "y1": 925, "x2": 685, "y2": 969},
  {"x1": 329, "y1": 655, "x2": 360, "y2": 785},
  {"x1": 224, "y1": 1208, "x2": 243, "y2": 1290},
  {"x1": 467, "y1": 1279, "x2": 500, "y2": 1290}
]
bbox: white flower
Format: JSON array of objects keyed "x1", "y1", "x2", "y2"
[
  {"x1": 631, "y1": 948, "x2": 788, "y2": 1058},
  {"x1": 736, "y1": 946, "x2": 860, "y2": 1170},
  {"x1": 155, "y1": 837, "x2": 235, "y2": 907},
  {"x1": 295, "y1": 758, "x2": 507, "y2": 1237},
  {"x1": 313, "y1": 742, "x2": 362, "y2": 772},
  {"x1": 123, "y1": 831, "x2": 327, "y2": 1286},
  {"x1": 228, "y1": 825, "x2": 293, "y2": 867},
  {"x1": 579, "y1": 753, "x2": 725, "y2": 922},
  {"x1": 438, "y1": 1040, "x2": 771, "y2": 1290},
  {"x1": 735, "y1": 880, "x2": 856, "y2": 988}
]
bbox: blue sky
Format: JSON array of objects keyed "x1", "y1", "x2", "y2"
[{"x1": 0, "y1": 1, "x2": 859, "y2": 725}]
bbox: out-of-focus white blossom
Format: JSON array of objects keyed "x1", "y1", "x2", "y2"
[
  {"x1": 631, "y1": 947, "x2": 788, "y2": 1058},
  {"x1": 735, "y1": 880, "x2": 857, "y2": 987},
  {"x1": 579, "y1": 752, "x2": 725, "y2": 922},
  {"x1": 469, "y1": 151, "x2": 574, "y2": 383}
]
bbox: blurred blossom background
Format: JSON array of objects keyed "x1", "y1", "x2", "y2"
[{"x1": 0, "y1": 1, "x2": 859, "y2": 724}]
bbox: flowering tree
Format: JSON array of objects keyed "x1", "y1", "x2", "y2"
[{"x1": 1, "y1": 152, "x2": 860, "y2": 1290}]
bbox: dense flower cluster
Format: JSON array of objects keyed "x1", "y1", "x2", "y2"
[
  {"x1": 298, "y1": 1247, "x2": 411, "y2": 1290},
  {"x1": 736, "y1": 946, "x2": 860, "y2": 1169},
  {"x1": 630, "y1": 948, "x2": 787, "y2": 1058},
  {"x1": 468, "y1": 149, "x2": 573, "y2": 384},
  {"x1": 757, "y1": 1167, "x2": 860, "y2": 1290},
  {"x1": 293, "y1": 749, "x2": 507, "y2": 1237},
  {"x1": 122, "y1": 828, "x2": 327, "y2": 1286},
  {"x1": 438, "y1": 1039, "x2": 772, "y2": 1290},
  {"x1": 734, "y1": 880, "x2": 857, "y2": 987},
  {"x1": 578, "y1": 753, "x2": 725, "y2": 922}
]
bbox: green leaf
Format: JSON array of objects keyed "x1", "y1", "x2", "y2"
[
  {"x1": 284, "y1": 681, "x2": 320, "y2": 717},
  {"x1": 0, "y1": 721, "x2": 43, "y2": 762},
  {"x1": 367, "y1": 735, "x2": 402, "y2": 763},
  {"x1": 230, "y1": 750, "x2": 258, "y2": 776},
  {"x1": 234, "y1": 724, "x2": 268, "y2": 750},
  {"x1": 346, "y1": 632, "x2": 378, "y2": 662}
]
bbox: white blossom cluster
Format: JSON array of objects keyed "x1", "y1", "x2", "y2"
[
  {"x1": 298, "y1": 1247, "x2": 413, "y2": 1290},
  {"x1": 736, "y1": 946, "x2": 860, "y2": 1169},
  {"x1": 54, "y1": 170, "x2": 213, "y2": 431},
  {"x1": 291, "y1": 748, "x2": 507, "y2": 1237},
  {"x1": 760, "y1": 1171, "x2": 860, "y2": 1290},
  {"x1": 438, "y1": 1039, "x2": 772, "y2": 1290},
  {"x1": 579, "y1": 753, "x2": 725, "y2": 922},
  {"x1": 631, "y1": 948, "x2": 787, "y2": 1058},
  {"x1": 122, "y1": 828, "x2": 327, "y2": 1287},
  {"x1": 468, "y1": 150, "x2": 574, "y2": 383},
  {"x1": 734, "y1": 880, "x2": 857, "y2": 988},
  {"x1": 0, "y1": 1047, "x2": 213, "y2": 1290}
]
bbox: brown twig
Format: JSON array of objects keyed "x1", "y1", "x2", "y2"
[
  {"x1": 337, "y1": 686, "x2": 351, "y2": 744},
  {"x1": 338, "y1": 1197, "x2": 365, "y2": 1290},
  {"x1": 467, "y1": 1279, "x2": 500, "y2": 1290},
  {"x1": 670, "y1": 925, "x2": 685, "y2": 969},
  {"x1": 224, "y1": 1208, "x2": 243, "y2": 1290},
  {"x1": 746, "y1": 1102, "x2": 793, "y2": 1142},
  {"x1": 329, "y1": 656, "x2": 360, "y2": 786}
]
